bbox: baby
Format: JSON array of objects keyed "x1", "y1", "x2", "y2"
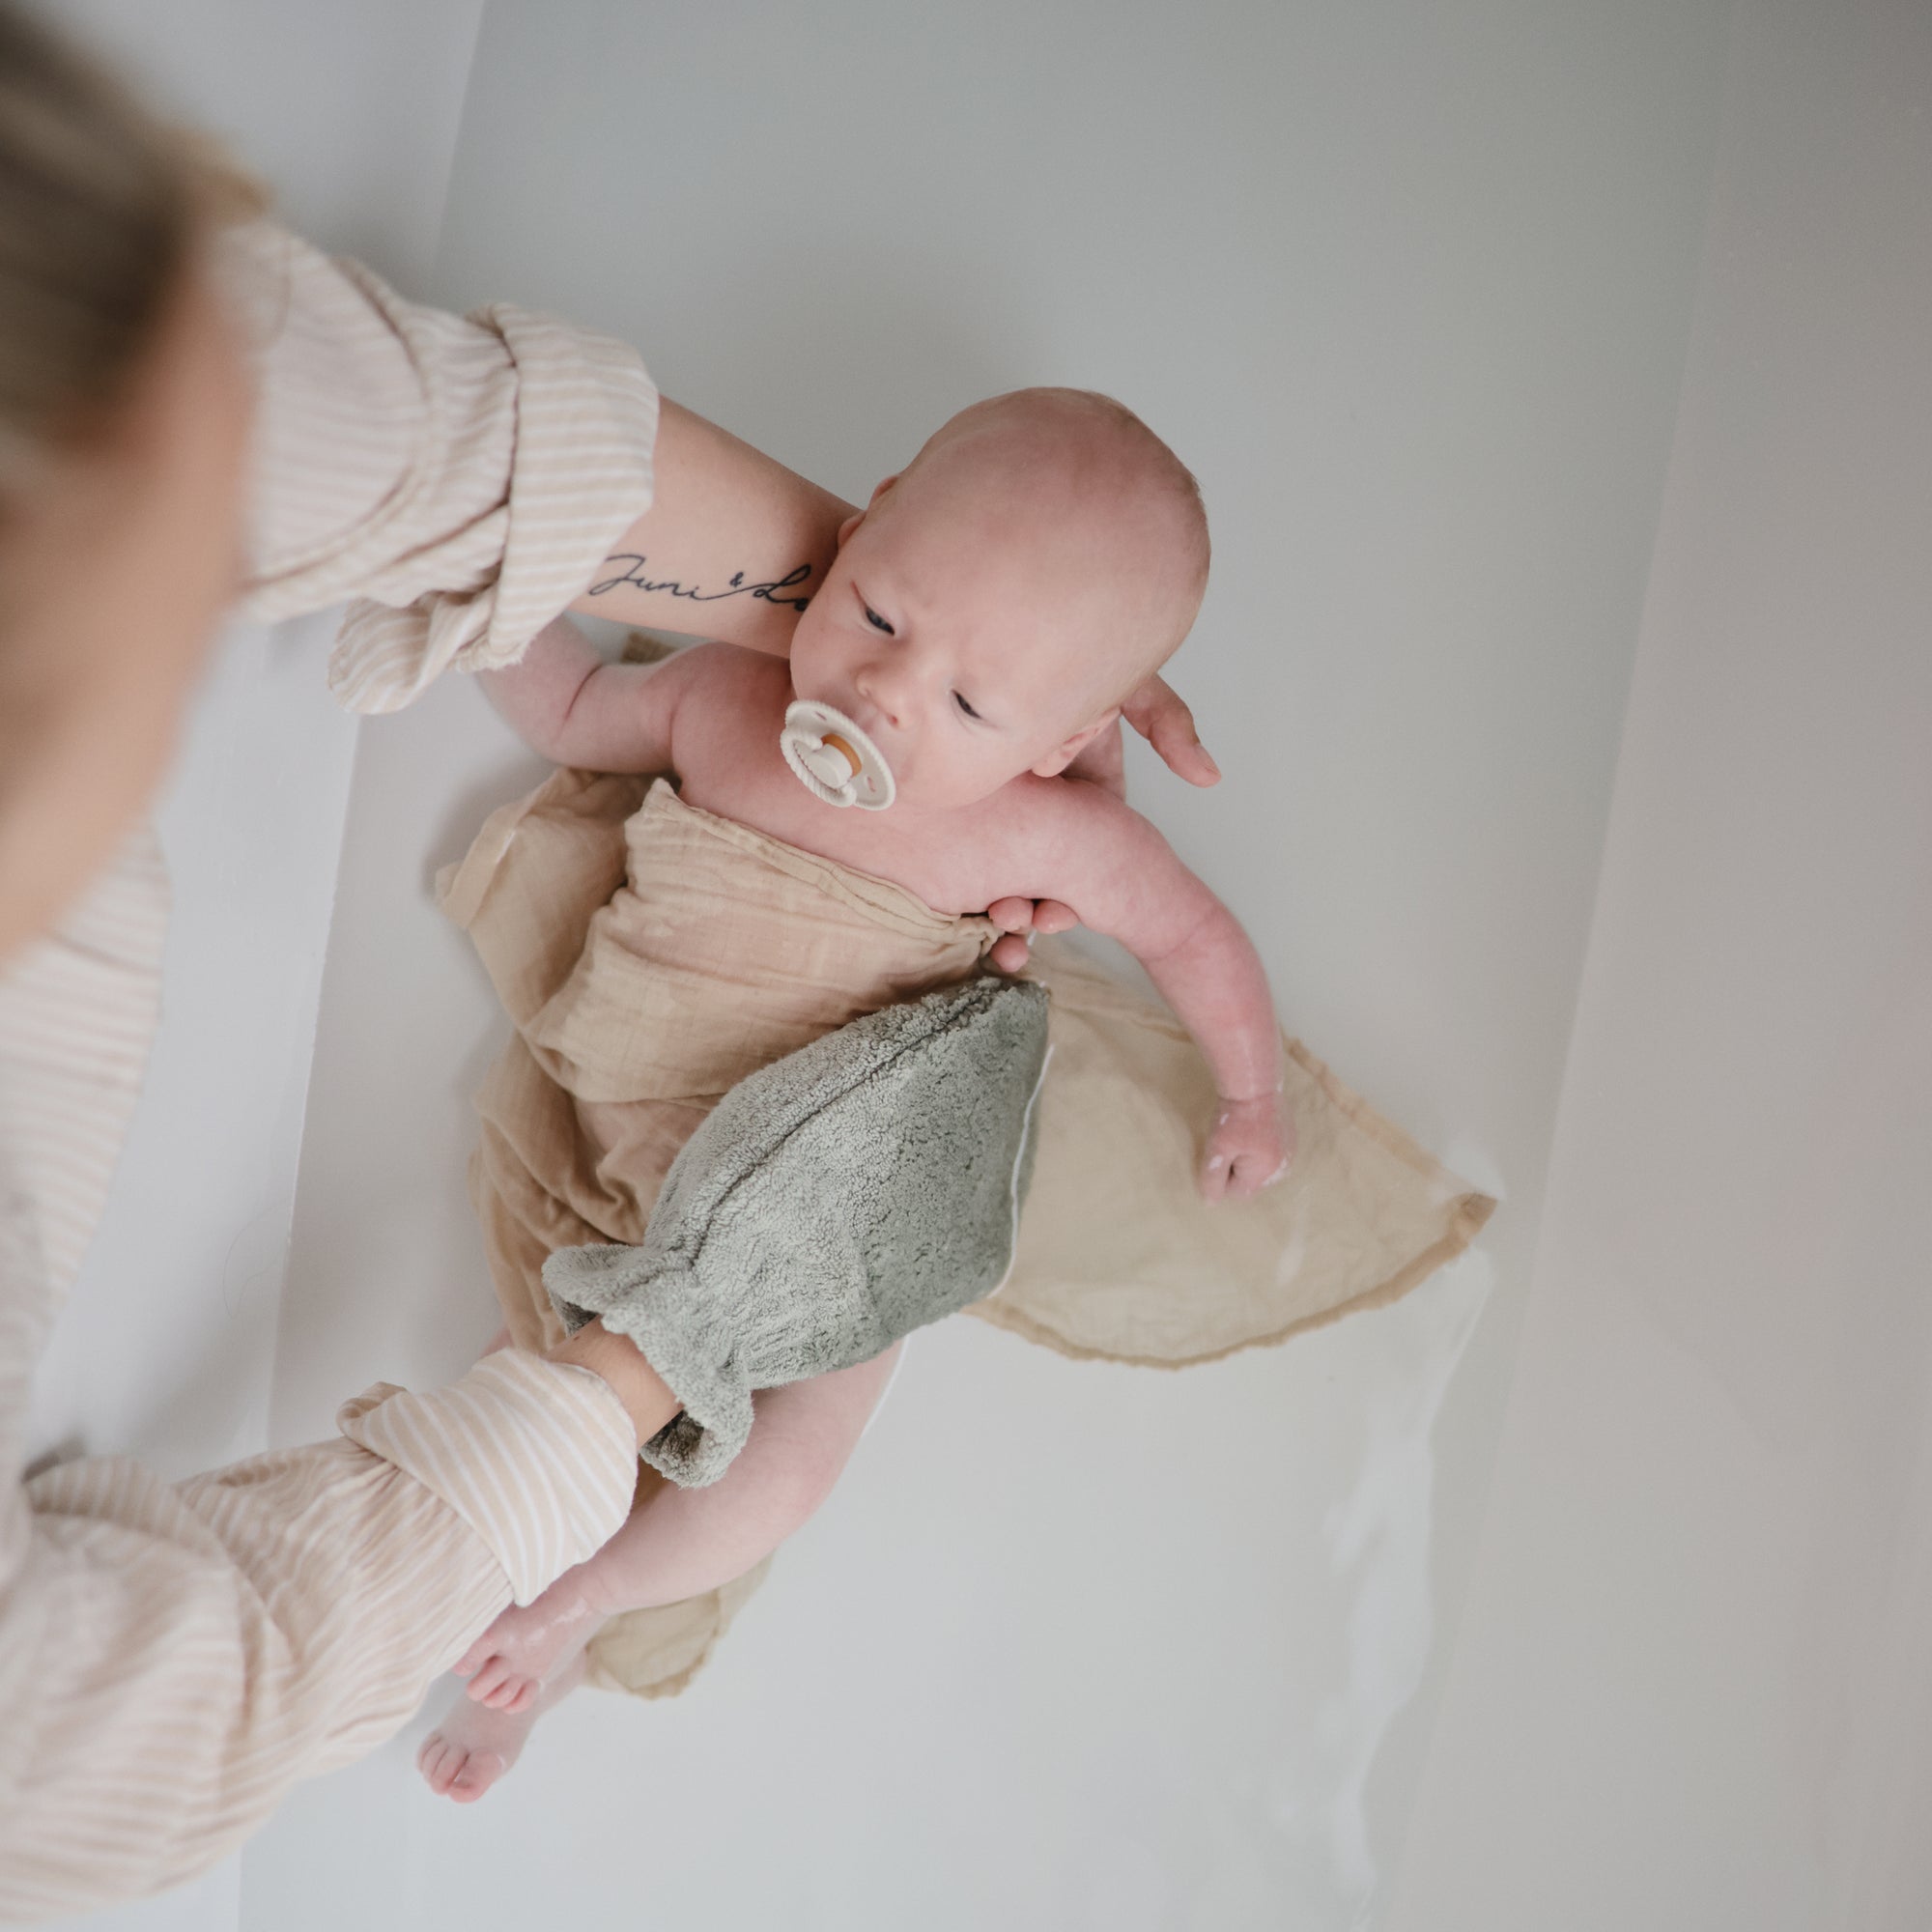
[{"x1": 418, "y1": 388, "x2": 1292, "y2": 1799}]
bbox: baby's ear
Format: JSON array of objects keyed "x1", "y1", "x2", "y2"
[
  {"x1": 836, "y1": 473, "x2": 902, "y2": 553},
  {"x1": 1032, "y1": 708, "x2": 1121, "y2": 779}
]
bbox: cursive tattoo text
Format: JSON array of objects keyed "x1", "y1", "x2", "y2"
[{"x1": 585, "y1": 553, "x2": 814, "y2": 612}]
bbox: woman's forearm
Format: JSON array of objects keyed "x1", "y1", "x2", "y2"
[{"x1": 570, "y1": 398, "x2": 855, "y2": 655}]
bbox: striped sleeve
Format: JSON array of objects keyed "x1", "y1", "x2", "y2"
[
  {"x1": 0, "y1": 1435, "x2": 511, "y2": 1918},
  {"x1": 337, "y1": 1351, "x2": 639, "y2": 1605},
  {"x1": 0, "y1": 229, "x2": 668, "y2": 1917},
  {"x1": 228, "y1": 223, "x2": 659, "y2": 714},
  {"x1": 0, "y1": 845, "x2": 639, "y2": 1916},
  {"x1": 0, "y1": 829, "x2": 167, "y2": 1302}
]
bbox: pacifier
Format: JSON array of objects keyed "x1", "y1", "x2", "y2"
[{"x1": 780, "y1": 699, "x2": 896, "y2": 810}]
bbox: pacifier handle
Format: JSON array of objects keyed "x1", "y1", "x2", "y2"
[{"x1": 781, "y1": 700, "x2": 896, "y2": 810}]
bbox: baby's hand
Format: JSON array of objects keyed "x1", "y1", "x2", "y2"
[{"x1": 1200, "y1": 1091, "x2": 1294, "y2": 1204}]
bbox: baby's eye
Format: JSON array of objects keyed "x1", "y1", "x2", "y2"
[
  {"x1": 953, "y1": 692, "x2": 982, "y2": 722},
  {"x1": 863, "y1": 604, "x2": 895, "y2": 636}
]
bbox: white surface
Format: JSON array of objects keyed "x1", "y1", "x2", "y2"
[
  {"x1": 250, "y1": 2, "x2": 1722, "y2": 1926},
  {"x1": 26, "y1": 612, "x2": 355, "y2": 1480},
  {"x1": 54, "y1": 0, "x2": 488, "y2": 278},
  {"x1": 1382, "y1": 1, "x2": 1932, "y2": 1926},
  {"x1": 40, "y1": 0, "x2": 1928, "y2": 1926}
]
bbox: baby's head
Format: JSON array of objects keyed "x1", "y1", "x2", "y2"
[{"x1": 788, "y1": 388, "x2": 1208, "y2": 811}]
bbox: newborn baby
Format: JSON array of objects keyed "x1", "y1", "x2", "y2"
[{"x1": 419, "y1": 387, "x2": 1292, "y2": 1799}]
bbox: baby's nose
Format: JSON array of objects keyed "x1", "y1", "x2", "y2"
[{"x1": 853, "y1": 661, "x2": 907, "y2": 729}]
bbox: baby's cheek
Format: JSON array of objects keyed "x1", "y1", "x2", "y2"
[
  {"x1": 908, "y1": 743, "x2": 1009, "y2": 813},
  {"x1": 786, "y1": 619, "x2": 833, "y2": 691},
  {"x1": 790, "y1": 602, "x2": 860, "y2": 682}
]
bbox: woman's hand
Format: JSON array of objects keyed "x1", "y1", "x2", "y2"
[
  {"x1": 984, "y1": 669, "x2": 1220, "y2": 975},
  {"x1": 1122, "y1": 671, "x2": 1220, "y2": 789},
  {"x1": 983, "y1": 895, "x2": 1078, "y2": 976}
]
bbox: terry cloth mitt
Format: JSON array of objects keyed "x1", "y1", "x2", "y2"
[{"x1": 544, "y1": 975, "x2": 1050, "y2": 1486}]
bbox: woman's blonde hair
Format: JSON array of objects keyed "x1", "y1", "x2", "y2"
[{"x1": 0, "y1": 2, "x2": 259, "y2": 469}]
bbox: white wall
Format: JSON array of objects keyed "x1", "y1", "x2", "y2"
[
  {"x1": 1383, "y1": 2, "x2": 1932, "y2": 1925},
  {"x1": 54, "y1": 0, "x2": 487, "y2": 283},
  {"x1": 244, "y1": 3, "x2": 1729, "y2": 1927}
]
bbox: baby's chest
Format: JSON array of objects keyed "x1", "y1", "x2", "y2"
[{"x1": 686, "y1": 775, "x2": 1008, "y2": 917}]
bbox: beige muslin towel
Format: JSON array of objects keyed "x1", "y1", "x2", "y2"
[{"x1": 440, "y1": 771, "x2": 1495, "y2": 1696}]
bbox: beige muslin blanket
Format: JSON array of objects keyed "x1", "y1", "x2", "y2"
[{"x1": 440, "y1": 771, "x2": 1495, "y2": 1697}]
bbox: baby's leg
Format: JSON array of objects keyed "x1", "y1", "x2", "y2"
[{"x1": 453, "y1": 1342, "x2": 902, "y2": 1714}]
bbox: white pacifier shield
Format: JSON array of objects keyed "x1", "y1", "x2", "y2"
[{"x1": 781, "y1": 699, "x2": 896, "y2": 810}]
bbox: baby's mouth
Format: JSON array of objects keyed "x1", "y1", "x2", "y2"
[{"x1": 780, "y1": 700, "x2": 896, "y2": 810}]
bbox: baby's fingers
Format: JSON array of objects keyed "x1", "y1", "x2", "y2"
[
  {"x1": 1220, "y1": 1154, "x2": 1277, "y2": 1204},
  {"x1": 1199, "y1": 1140, "x2": 1293, "y2": 1205}
]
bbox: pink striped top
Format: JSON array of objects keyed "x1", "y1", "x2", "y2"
[{"x1": 0, "y1": 225, "x2": 660, "y2": 1918}]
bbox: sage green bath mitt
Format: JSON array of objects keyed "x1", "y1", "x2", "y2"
[{"x1": 544, "y1": 975, "x2": 1049, "y2": 1486}]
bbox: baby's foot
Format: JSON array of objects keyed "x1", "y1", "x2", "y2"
[
  {"x1": 416, "y1": 1693, "x2": 539, "y2": 1804},
  {"x1": 451, "y1": 1576, "x2": 602, "y2": 1712}
]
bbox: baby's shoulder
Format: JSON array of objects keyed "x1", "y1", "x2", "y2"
[
  {"x1": 671, "y1": 639, "x2": 792, "y2": 701},
  {"x1": 660, "y1": 641, "x2": 792, "y2": 795},
  {"x1": 659, "y1": 639, "x2": 791, "y2": 736}
]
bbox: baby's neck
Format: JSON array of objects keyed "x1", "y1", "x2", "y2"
[{"x1": 669, "y1": 650, "x2": 1048, "y2": 920}]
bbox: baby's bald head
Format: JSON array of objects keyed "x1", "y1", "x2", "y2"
[
  {"x1": 873, "y1": 387, "x2": 1208, "y2": 710},
  {"x1": 788, "y1": 388, "x2": 1207, "y2": 811}
]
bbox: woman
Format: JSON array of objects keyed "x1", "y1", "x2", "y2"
[{"x1": 0, "y1": 7, "x2": 1214, "y2": 1914}]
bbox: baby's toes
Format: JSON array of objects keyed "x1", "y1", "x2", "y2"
[
  {"x1": 479, "y1": 1671, "x2": 531, "y2": 1711},
  {"x1": 451, "y1": 1630, "x2": 497, "y2": 1679},
  {"x1": 465, "y1": 1654, "x2": 512, "y2": 1703},
  {"x1": 417, "y1": 1733, "x2": 459, "y2": 1796},
  {"x1": 447, "y1": 1750, "x2": 506, "y2": 1804}
]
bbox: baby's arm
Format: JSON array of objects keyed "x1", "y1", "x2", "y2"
[
  {"x1": 480, "y1": 614, "x2": 693, "y2": 772},
  {"x1": 1005, "y1": 784, "x2": 1291, "y2": 1202}
]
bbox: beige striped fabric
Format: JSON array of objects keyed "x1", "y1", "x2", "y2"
[
  {"x1": 231, "y1": 225, "x2": 659, "y2": 712},
  {"x1": 0, "y1": 830, "x2": 167, "y2": 1304},
  {"x1": 0, "y1": 224, "x2": 661, "y2": 1920},
  {"x1": 338, "y1": 1353, "x2": 639, "y2": 1607}
]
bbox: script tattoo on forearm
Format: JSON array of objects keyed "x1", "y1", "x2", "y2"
[{"x1": 585, "y1": 553, "x2": 814, "y2": 612}]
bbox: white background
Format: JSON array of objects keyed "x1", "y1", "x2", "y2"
[{"x1": 29, "y1": 0, "x2": 1931, "y2": 1926}]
